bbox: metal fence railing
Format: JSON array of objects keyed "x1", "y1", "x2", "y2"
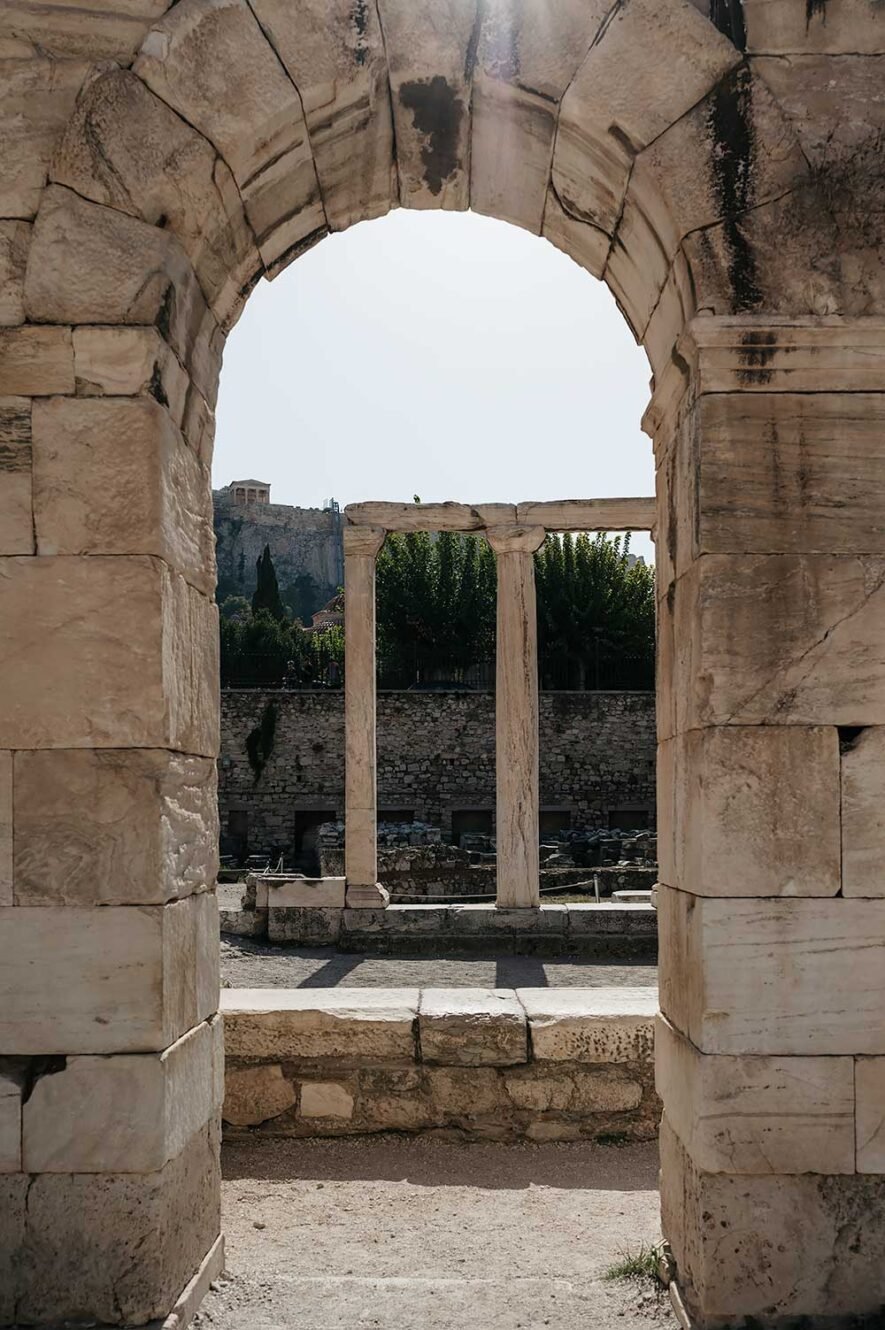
[{"x1": 220, "y1": 649, "x2": 653, "y2": 692}]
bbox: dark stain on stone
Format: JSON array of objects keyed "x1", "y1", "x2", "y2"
[
  {"x1": 736, "y1": 329, "x2": 776, "y2": 384},
  {"x1": 156, "y1": 283, "x2": 175, "y2": 342},
  {"x1": 351, "y1": 0, "x2": 369, "y2": 66},
  {"x1": 707, "y1": 67, "x2": 762, "y2": 312},
  {"x1": 149, "y1": 362, "x2": 169, "y2": 407},
  {"x1": 21, "y1": 1056, "x2": 67, "y2": 1104},
  {"x1": 464, "y1": 0, "x2": 487, "y2": 82},
  {"x1": 806, "y1": 0, "x2": 827, "y2": 27},
  {"x1": 709, "y1": 0, "x2": 747, "y2": 51},
  {"x1": 608, "y1": 123, "x2": 641, "y2": 159},
  {"x1": 399, "y1": 77, "x2": 464, "y2": 196}
]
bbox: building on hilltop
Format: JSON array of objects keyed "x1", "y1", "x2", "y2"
[{"x1": 228, "y1": 479, "x2": 271, "y2": 505}]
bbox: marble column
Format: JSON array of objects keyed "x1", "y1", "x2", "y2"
[
  {"x1": 486, "y1": 525, "x2": 546, "y2": 908},
  {"x1": 343, "y1": 525, "x2": 389, "y2": 908}
]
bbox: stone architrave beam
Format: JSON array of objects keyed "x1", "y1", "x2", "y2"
[
  {"x1": 343, "y1": 525, "x2": 389, "y2": 909},
  {"x1": 344, "y1": 498, "x2": 655, "y2": 533},
  {"x1": 486, "y1": 526, "x2": 546, "y2": 909}
]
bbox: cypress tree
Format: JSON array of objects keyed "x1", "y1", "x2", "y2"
[{"x1": 251, "y1": 545, "x2": 287, "y2": 622}]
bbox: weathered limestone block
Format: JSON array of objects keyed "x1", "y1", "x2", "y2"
[
  {"x1": 267, "y1": 905, "x2": 342, "y2": 944},
  {"x1": 0, "y1": 397, "x2": 33, "y2": 556},
  {"x1": 658, "y1": 883, "x2": 885, "y2": 1056},
  {"x1": 182, "y1": 384, "x2": 216, "y2": 465},
  {"x1": 856, "y1": 1058, "x2": 885, "y2": 1173},
  {"x1": 841, "y1": 727, "x2": 885, "y2": 897},
  {"x1": 0, "y1": 555, "x2": 218, "y2": 753},
  {"x1": 504, "y1": 1064, "x2": 643, "y2": 1115},
  {"x1": 656, "y1": 1016, "x2": 855, "y2": 1176},
  {"x1": 517, "y1": 988, "x2": 656, "y2": 1063},
  {"x1": 672, "y1": 553, "x2": 885, "y2": 729},
  {"x1": 134, "y1": 0, "x2": 327, "y2": 273},
  {"x1": 418, "y1": 989, "x2": 528, "y2": 1066},
  {"x1": 469, "y1": 0, "x2": 609, "y2": 233},
  {"x1": 540, "y1": 186, "x2": 610, "y2": 281},
  {"x1": 31, "y1": 396, "x2": 214, "y2": 593},
  {"x1": 743, "y1": 0, "x2": 885, "y2": 55},
  {"x1": 0, "y1": 326, "x2": 74, "y2": 396},
  {"x1": 515, "y1": 498, "x2": 655, "y2": 531},
  {"x1": 72, "y1": 326, "x2": 190, "y2": 427},
  {"x1": 299, "y1": 1081, "x2": 355, "y2": 1120},
  {"x1": 643, "y1": 246, "x2": 695, "y2": 377},
  {"x1": 223, "y1": 1063, "x2": 297, "y2": 1126},
  {"x1": 13, "y1": 748, "x2": 217, "y2": 906},
  {"x1": 661, "y1": 1116, "x2": 885, "y2": 1328},
  {"x1": 52, "y1": 69, "x2": 261, "y2": 329},
  {"x1": 0, "y1": 221, "x2": 29, "y2": 325},
  {"x1": 375, "y1": 0, "x2": 479, "y2": 209},
  {"x1": 265, "y1": 876, "x2": 346, "y2": 907},
  {"x1": 0, "y1": 1175, "x2": 27, "y2": 1323},
  {"x1": 0, "y1": 57, "x2": 90, "y2": 216},
  {"x1": 24, "y1": 186, "x2": 219, "y2": 403},
  {"x1": 0, "y1": 751, "x2": 10, "y2": 906},
  {"x1": 22, "y1": 1015, "x2": 222, "y2": 1172},
  {"x1": 664, "y1": 726, "x2": 841, "y2": 898},
  {"x1": 13, "y1": 1117, "x2": 220, "y2": 1328},
  {"x1": 423, "y1": 1065, "x2": 507, "y2": 1118},
  {"x1": 0, "y1": 894, "x2": 218, "y2": 1054},
  {"x1": 248, "y1": 0, "x2": 396, "y2": 230},
  {"x1": 607, "y1": 71, "x2": 808, "y2": 338},
  {"x1": 551, "y1": 0, "x2": 738, "y2": 242},
  {"x1": 221, "y1": 988, "x2": 418, "y2": 1062},
  {"x1": 0, "y1": 2, "x2": 172, "y2": 63},
  {"x1": 692, "y1": 392, "x2": 885, "y2": 557},
  {"x1": 0, "y1": 1065, "x2": 24, "y2": 1172}
]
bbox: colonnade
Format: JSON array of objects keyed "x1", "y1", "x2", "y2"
[{"x1": 341, "y1": 499, "x2": 656, "y2": 909}]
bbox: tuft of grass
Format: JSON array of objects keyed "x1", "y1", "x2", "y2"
[{"x1": 603, "y1": 1244, "x2": 660, "y2": 1283}]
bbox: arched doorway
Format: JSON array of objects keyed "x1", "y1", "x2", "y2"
[{"x1": 2, "y1": 1, "x2": 884, "y2": 1325}]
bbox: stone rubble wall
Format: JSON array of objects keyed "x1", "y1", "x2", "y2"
[
  {"x1": 219, "y1": 690, "x2": 657, "y2": 858},
  {"x1": 221, "y1": 987, "x2": 659, "y2": 1144}
]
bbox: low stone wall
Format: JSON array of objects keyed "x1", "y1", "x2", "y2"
[
  {"x1": 220, "y1": 890, "x2": 658, "y2": 960},
  {"x1": 318, "y1": 848, "x2": 657, "y2": 902},
  {"x1": 221, "y1": 987, "x2": 659, "y2": 1144}
]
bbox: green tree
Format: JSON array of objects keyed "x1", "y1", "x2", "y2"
[
  {"x1": 251, "y1": 545, "x2": 287, "y2": 622},
  {"x1": 219, "y1": 594, "x2": 251, "y2": 622}
]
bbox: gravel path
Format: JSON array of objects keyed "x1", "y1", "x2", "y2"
[
  {"x1": 221, "y1": 938, "x2": 659, "y2": 990},
  {"x1": 198, "y1": 1137, "x2": 675, "y2": 1330}
]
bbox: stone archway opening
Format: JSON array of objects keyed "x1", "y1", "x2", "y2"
[{"x1": 2, "y1": 0, "x2": 884, "y2": 1326}]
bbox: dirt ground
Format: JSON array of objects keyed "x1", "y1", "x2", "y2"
[
  {"x1": 196, "y1": 1136, "x2": 675, "y2": 1330},
  {"x1": 220, "y1": 937, "x2": 659, "y2": 990}
]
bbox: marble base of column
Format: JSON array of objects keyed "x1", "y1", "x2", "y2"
[{"x1": 345, "y1": 882, "x2": 390, "y2": 909}]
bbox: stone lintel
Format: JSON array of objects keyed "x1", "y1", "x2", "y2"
[
  {"x1": 515, "y1": 499, "x2": 655, "y2": 531},
  {"x1": 344, "y1": 501, "x2": 515, "y2": 531}
]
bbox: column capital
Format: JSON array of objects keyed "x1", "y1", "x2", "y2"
[
  {"x1": 343, "y1": 525, "x2": 385, "y2": 558},
  {"x1": 485, "y1": 524, "x2": 545, "y2": 555}
]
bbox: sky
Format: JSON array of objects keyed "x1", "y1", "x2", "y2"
[{"x1": 214, "y1": 210, "x2": 656, "y2": 563}]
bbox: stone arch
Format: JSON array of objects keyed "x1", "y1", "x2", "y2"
[{"x1": 3, "y1": 1, "x2": 885, "y2": 1327}]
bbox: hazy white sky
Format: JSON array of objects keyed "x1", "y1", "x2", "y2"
[{"x1": 214, "y1": 210, "x2": 656, "y2": 561}]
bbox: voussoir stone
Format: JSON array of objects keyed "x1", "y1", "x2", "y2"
[
  {"x1": 0, "y1": 56, "x2": 91, "y2": 217},
  {"x1": 221, "y1": 988, "x2": 419, "y2": 1062},
  {"x1": 52, "y1": 68, "x2": 261, "y2": 329},
  {"x1": 134, "y1": 0, "x2": 327, "y2": 272},
  {"x1": 223, "y1": 1063, "x2": 297, "y2": 1126},
  {"x1": 517, "y1": 988, "x2": 657, "y2": 1063},
  {"x1": 13, "y1": 748, "x2": 217, "y2": 906},
  {"x1": 418, "y1": 989, "x2": 528, "y2": 1066}
]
